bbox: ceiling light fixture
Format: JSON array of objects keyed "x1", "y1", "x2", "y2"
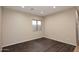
[
  {"x1": 53, "y1": 6, "x2": 56, "y2": 8},
  {"x1": 21, "y1": 6, "x2": 24, "y2": 8}
]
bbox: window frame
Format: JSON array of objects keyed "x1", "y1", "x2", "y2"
[{"x1": 32, "y1": 19, "x2": 42, "y2": 32}]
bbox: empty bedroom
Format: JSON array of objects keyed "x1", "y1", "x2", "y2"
[{"x1": 0, "y1": 6, "x2": 79, "y2": 52}]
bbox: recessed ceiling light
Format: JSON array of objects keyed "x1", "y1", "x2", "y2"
[
  {"x1": 21, "y1": 6, "x2": 24, "y2": 8},
  {"x1": 53, "y1": 6, "x2": 56, "y2": 8}
]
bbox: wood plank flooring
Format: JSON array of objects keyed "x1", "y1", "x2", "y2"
[{"x1": 2, "y1": 37, "x2": 76, "y2": 52}]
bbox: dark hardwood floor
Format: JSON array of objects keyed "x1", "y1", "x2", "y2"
[{"x1": 2, "y1": 37, "x2": 76, "y2": 52}]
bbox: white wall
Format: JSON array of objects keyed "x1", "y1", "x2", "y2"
[
  {"x1": 44, "y1": 8, "x2": 77, "y2": 46},
  {"x1": 2, "y1": 7, "x2": 78, "y2": 47},
  {"x1": 2, "y1": 8, "x2": 44, "y2": 47},
  {"x1": 0, "y1": 7, "x2": 2, "y2": 51},
  {"x1": 78, "y1": 12, "x2": 79, "y2": 41}
]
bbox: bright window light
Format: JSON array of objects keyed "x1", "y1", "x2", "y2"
[
  {"x1": 32, "y1": 20, "x2": 36, "y2": 25},
  {"x1": 32, "y1": 20, "x2": 42, "y2": 31},
  {"x1": 38, "y1": 21, "x2": 41, "y2": 25}
]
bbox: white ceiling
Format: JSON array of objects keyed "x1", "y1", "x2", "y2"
[{"x1": 4, "y1": 6, "x2": 74, "y2": 16}]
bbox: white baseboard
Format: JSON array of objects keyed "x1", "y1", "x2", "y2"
[
  {"x1": 44, "y1": 36, "x2": 76, "y2": 46},
  {"x1": 2, "y1": 37, "x2": 43, "y2": 47}
]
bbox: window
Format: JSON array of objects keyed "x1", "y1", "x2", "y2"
[
  {"x1": 32, "y1": 20, "x2": 37, "y2": 31},
  {"x1": 32, "y1": 19, "x2": 42, "y2": 31},
  {"x1": 37, "y1": 20, "x2": 41, "y2": 31}
]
